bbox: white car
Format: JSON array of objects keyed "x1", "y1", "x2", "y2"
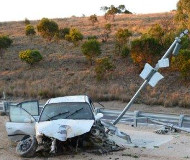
[{"x1": 6, "y1": 95, "x2": 130, "y2": 157}]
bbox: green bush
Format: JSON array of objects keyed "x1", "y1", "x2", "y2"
[
  {"x1": 0, "y1": 35, "x2": 13, "y2": 57},
  {"x1": 65, "y1": 28, "x2": 83, "y2": 45},
  {"x1": 37, "y1": 18, "x2": 59, "y2": 41},
  {"x1": 131, "y1": 36, "x2": 163, "y2": 68},
  {"x1": 81, "y1": 39, "x2": 101, "y2": 64},
  {"x1": 87, "y1": 35, "x2": 98, "y2": 40},
  {"x1": 115, "y1": 28, "x2": 132, "y2": 46},
  {"x1": 89, "y1": 14, "x2": 98, "y2": 25},
  {"x1": 101, "y1": 23, "x2": 112, "y2": 42},
  {"x1": 121, "y1": 45, "x2": 130, "y2": 58},
  {"x1": 171, "y1": 49, "x2": 190, "y2": 79},
  {"x1": 95, "y1": 57, "x2": 115, "y2": 80},
  {"x1": 19, "y1": 50, "x2": 42, "y2": 65},
  {"x1": 25, "y1": 24, "x2": 36, "y2": 36},
  {"x1": 56, "y1": 28, "x2": 70, "y2": 40}
]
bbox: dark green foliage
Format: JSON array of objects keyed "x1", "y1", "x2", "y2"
[
  {"x1": 65, "y1": 28, "x2": 83, "y2": 45},
  {"x1": 131, "y1": 37, "x2": 163, "y2": 68},
  {"x1": 56, "y1": 28, "x2": 70, "y2": 40},
  {"x1": 101, "y1": 5, "x2": 132, "y2": 21},
  {"x1": 95, "y1": 57, "x2": 115, "y2": 80},
  {"x1": 101, "y1": 23, "x2": 112, "y2": 42},
  {"x1": 89, "y1": 14, "x2": 98, "y2": 25},
  {"x1": 24, "y1": 18, "x2": 30, "y2": 25},
  {"x1": 115, "y1": 28, "x2": 132, "y2": 55},
  {"x1": 87, "y1": 35, "x2": 98, "y2": 40},
  {"x1": 171, "y1": 49, "x2": 190, "y2": 79},
  {"x1": 37, "y1": 18, "x2": 59, "y2": 41},
  {"x1": 81, "y1": 39, "x2": 101, "y2": 64},
  {"x1": 175, "y1": 0, "x2": 190, "y2": 29},
  {"x1": 0, "y1": 35, "x2": 13, "y2": 57},
  {"x1": 148, "y1": 24, "x2": 165, "y2": 45},
  {"x1": 19, "y1": 50, "x2": 42, "y2": 65},
  {"x1": 25, "y1": 24, "x2": 36, "y2": 36},
  {"x1": 121, "y1": 45, "x2": 130, "y2": 57},
  {"x1": 115, "y1": 28, "x2": 132, "y2": 46}
]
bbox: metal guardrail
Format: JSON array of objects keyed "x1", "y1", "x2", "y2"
[{"x1": 1, "y1": 101, "x2": 190, "y2": 128}]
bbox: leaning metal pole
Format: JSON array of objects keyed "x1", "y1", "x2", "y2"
[{"x1": 112, "y1": 30, "x2": 189, "y2": 125}]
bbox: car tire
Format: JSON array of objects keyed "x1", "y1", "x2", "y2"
[{"x1": 16, "y1": 135, "x2": 38, "y2": 158}]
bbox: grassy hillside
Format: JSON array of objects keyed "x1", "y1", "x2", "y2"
[{"x1": 0, "y1": 12, "x2": 190, "y2": 108}]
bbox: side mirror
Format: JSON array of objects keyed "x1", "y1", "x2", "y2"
[{"x1": 95, "y1": 113, "x2": 103, "y2": 120}]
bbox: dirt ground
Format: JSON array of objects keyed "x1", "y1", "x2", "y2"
[{"x1": 1, "y1": 101, "x2": 190, "y2": 160}]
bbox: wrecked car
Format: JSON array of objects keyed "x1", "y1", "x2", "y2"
[{"x1": 6, "y1": 95, "x2": 131, "y2": 157}]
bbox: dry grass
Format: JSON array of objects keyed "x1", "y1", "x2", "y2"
[{"x1": 0, "y1": 12, "x2": 190, "y2": 108}]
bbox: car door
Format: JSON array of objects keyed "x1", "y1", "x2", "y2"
[{"x1": 6, "y1": 100, "x2": 39, "y2": 142}]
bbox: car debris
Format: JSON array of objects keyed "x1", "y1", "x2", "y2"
[{"x1": 6, "y1": 95, "x2": 131, "y2": 157}]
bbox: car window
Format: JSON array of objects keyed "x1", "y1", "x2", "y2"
[
  {"x1": 10, "y1": 106, "x2": 35, "y2": 123},
  {"x1": 19, "y1": 101, "x2": 39, "y2": 116},
  {"x1": 40, "y1": 102, "x2": 94, "y2": 122}
]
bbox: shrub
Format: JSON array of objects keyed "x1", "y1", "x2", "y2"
[
  {"x1": 0, "y1": 35, "x2": 13, "y2": 57},
  {"x1": 37, "y1": 18, "x2": 59, "y2": 41},
  {"x1": 25, "y1": 24, "x2": 36, "y2": 36},
  {"x1": 65, "y1": 28, "x2": 83, "y2": 45},
  {"x1": 131, "y1": 36, "x2": 163, "y2": 68},
  {"x1": 24, "y1": 18, "x2": 30, "y2": 25},
  {"x1": 101, "y1": 23, "x2": 112, "y2": 42},
  {"x1": 121, "y1": 45, "x2": 130, "y2": 58},
  {"x1": 148, "y1": 24, "x2": 165, "y2": 45},
  {"x1": 81, "y1": 39, "x2": 101, "y2": 64},
  {"x1": 87, "y1": 35, "x2": 98, "y2": 40},
  {"x1": 56, "y1": 28, "x2": 70, "y2": 40},
  {"x1": 171, "y1": 49, "x2": 190, "y2": 79},
  {"x1": 89, "y1": 14, "x2": 98, "y2": 25},
  {"x1": 19, "y1": 50, "x2": 42, "y2": 65},
  {"x1": 95, "y1": 57, "x2": 115, "y2": 80}
]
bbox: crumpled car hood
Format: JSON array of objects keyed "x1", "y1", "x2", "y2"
[{"x1": 36, "y1": 119, "x2": 94, "y2": 141}]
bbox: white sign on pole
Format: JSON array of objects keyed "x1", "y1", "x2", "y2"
[
  {"x1": 140, "y1": 63, "x2": 164, "y2": 87},
  {"x1": 158, "y1": 58, "x2": 169, "y2": 68},
  {"x1": 140, "y1": 63, "x2": 153, "y2": 80},
  {"x1": 148, "y1": 72, "x2": 164, "y2": 87}
]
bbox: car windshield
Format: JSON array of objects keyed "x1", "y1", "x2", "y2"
[{"x1": 40, "y1": 102, "x2": 93, "y2": 122}]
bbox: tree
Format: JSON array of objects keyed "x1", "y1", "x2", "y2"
[
  {"x1": 65, "y1": 28, "x2": 83, "y2": 46},
  {"x1": 101, "y1": 5, "x2": 132, "y2": 21},
  {"x1": 89, "y1": 14, "x2": 98, "y2": 25},
  {"x1": 55, "y1": 28, "x2": 70, "y2": 40},
  {"x1": 19, "y1": 50, "x2": 42, "y2": 65},
  {"x1": 24, "y1": 18, "x2": 30, "y2": 25},
  {"x1": 25, "y1": 24, "x2": 36, "y2": 37},
  {"x1": 37, "y1": 18, "x2": 59, "y2": 41},
  {"x1": 175, "y1": 0, "x2": 190, "y2": 29},
  {"x1": 95, "y1": 57, "x2": 115, "y2": 80},
  {"x1": 0, "y1": 35, "x2": 13, "y2": 57},
  {"x1": 115, "y1": 28, "x2": 132, "y2": 55},
  {"x1": 81, "y1": 39, "x2": 101, "y2": 65},
  {"x1": 131, "y1": 36, "x2": 163, "y2": 68},
  {"x1": 171, "y1": 49, "x2": 190, "y2": 79},
  {"x1": 101, "y1": 23, "x2": 112, "y2": 42}
]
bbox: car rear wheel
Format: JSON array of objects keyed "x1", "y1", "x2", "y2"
[{"x1": 16, "y1": 135, "x2": 38, "y2": 158}]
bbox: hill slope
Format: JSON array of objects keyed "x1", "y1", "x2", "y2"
[{"x1": 0, "y1": 12, "x2": 190, "y2": 108}]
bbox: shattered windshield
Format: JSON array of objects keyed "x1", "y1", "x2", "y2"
[{"x1": 40, "y1": 102, "x2": 93, "y2": 122}]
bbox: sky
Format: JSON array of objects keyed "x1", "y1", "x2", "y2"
[{"x1": 0, "y1": 0, "x2": 179, "y2": 22}]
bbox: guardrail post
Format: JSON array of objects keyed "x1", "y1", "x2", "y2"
[
  {"x1": 134, "y1": 110, "x2": 140, "y2": 127},
  {"x1": 178, "y1": 114, "x2": 185, "y2": 127}
]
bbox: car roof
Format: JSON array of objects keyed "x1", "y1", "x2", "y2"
[{"x1": 45, "y1": 95, "x2": 90, "y2": 105}]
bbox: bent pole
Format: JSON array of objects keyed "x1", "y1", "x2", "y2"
[{"x1": 112, "y1": 30, "x2": 188, "y2": 126}]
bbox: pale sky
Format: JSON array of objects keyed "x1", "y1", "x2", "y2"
[{"x1": 0, "y1": 0, "x2": 179, "y2": 22}]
